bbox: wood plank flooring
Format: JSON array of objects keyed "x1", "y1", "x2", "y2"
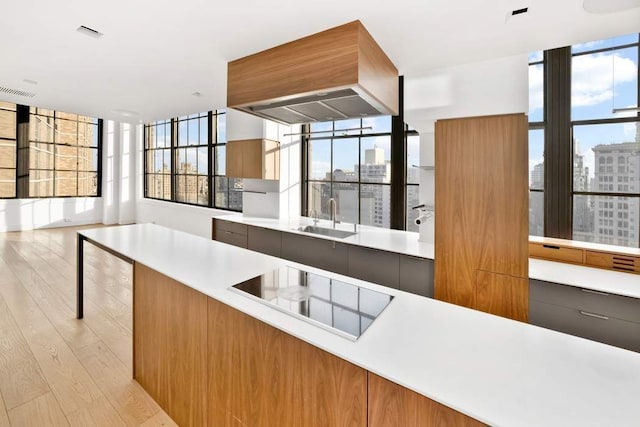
[{"x1": 0, "y1": 225, "x2": 176, "y2": 426}]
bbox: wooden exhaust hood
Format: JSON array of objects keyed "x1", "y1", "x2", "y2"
[{"x1": 227, "y1": 20, "x2": 399, "y2": 124}]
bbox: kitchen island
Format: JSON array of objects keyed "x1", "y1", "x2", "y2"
[{"x1": 78, "y1": 224, "x2": 640, "y2": 426}]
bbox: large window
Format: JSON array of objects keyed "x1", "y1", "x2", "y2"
[
  {"x1": 0, "y1": 101, "x2": 101, "y2": 199},
  {"x1": 29, "y1": 108, "x2": 100, "y2": 197},
  {"x1": 406, "y1": 131, "x2": 420, "y2": 231},
  {"x1": 528, "y1": 51, "x2": 545, "y2": 236},
  {"x1": 143, "y1": 110, "x2": 242, "y2": 211},
  {"x1": 304, "y1": 116, "x2": 418, "y2": 230},
  {"x1": 530, "y1": 33, "x2": 640, "y2": 248},
  {"x1": 0, "y1": 101, "x2": 16, "y2": 198}
]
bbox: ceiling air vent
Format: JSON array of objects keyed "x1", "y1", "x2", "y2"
[
  {"x1": 511, "y1": 7, "x2": 529, "y2": 15},
  {"x1": 76, "y1": 25, "x2": 103, "y2": 39},
  {"x1": 0, "y1": 86, "x2": 36, "y2": 98}
]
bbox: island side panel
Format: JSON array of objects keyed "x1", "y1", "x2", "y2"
[
  {"x1": 207, "y1": 297, "x2": 368, "y2": 426},
  {"x1": 133, "y1": 263, "x2": 208, "y2": 426},
  {"x1": 368, "y1": 373, "x2": 485, "y2": 426}
]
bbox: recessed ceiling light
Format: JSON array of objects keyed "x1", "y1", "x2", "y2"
[
  {"x1": 192, "y1": 91, "x2": 203, "y2": 97},
  {"x1": 23, "y1": 78, "x2": 38, "y2": 85},
  {"x1": 583, "y1": 0, "x2": 640, "y2": 13},
  {"x1": 76, "y1": 25, "x2": 103, "y2": 39}
]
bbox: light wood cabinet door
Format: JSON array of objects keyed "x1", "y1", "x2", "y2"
[
  {"x1": 225, "y1": 139, "x2": 279, "y2": 179},
  {"x1": 435, "y1": 114, "x2": 528, "y2": 320},
  {"x1": 133, "y1": 263, "x2": 208, "y2": 427},
  {"x1": 368, "y1": 373, "x2": 484, "y2": 426},
  {"x1": 207, "y1": 297, "x2": 367, "y2": 426}
]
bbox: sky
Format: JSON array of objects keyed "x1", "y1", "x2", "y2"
[{"x1": 529, "y1": 32, "x2": 639, "y2": 184}]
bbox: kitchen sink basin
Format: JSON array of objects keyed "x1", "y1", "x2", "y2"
[{"x1": 297, "y1": 225, "x2": 356, "y2": 239}]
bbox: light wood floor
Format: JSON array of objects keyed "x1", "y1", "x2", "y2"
[{"x1": 0, "y1": 225, "x2": 177, "y2": 426}]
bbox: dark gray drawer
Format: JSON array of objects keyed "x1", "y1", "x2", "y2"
[
  {"x1": 530, "y1": 300, "x2": 640, "y2": 353},
  {"x1": 348, "y1": 246, "x2": 400, "y2": 289},
  {"x1": 214, "y1": 219, "x2": 248, "y2": 236},
  {"x1": 530, "y1": 279, "x2": 640, "y2": 324},
  {"x1": 281, "y1": 233, "x2": 349, "y2": 276},
  {"x1": 247, "y1": 226, "x2": 281, "y2": 257},
  {"x1": 399, "y1": 255, "x2": 433, "y2": 297},
  {"x1": 215, "y1": 229, "x2": 248, "y2": 249}
]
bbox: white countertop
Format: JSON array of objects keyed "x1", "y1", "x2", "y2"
[
  {"x1": 80, "y1": 224, "x2": 640, "y2": 427},
  {"x1": 215, "y1": 214, "x2": 640, "y2": 299},
  {"x1": 213, "y1": 214, "x2": 435, "y2": 259}
]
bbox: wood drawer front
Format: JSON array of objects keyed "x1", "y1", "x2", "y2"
[
  {"x1": 530, "y1": 300, "x2": 640, "y2": 353},
  {"x1": 585, "y1": 251, "x2": 640, "y2": 274},
  {"x1": 214, "y1": 219, "x2": 248, "y2": 236},
  {"x1": 528, "y1": 242, "x2": 583, "y2": 264},
  {"x1": 530, "y1": 280, "x2": 640, "y2": 324}
]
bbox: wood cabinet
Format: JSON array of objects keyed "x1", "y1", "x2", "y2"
[
  {"x1": 212, "y1": 218, "x2": 248, "y2": 248},
  {"x1": 529, "y1": 237, "x2": 640, "y2": 274},
  {"x1": 281, "y1": 232, "x2": 350, "y2": 275},
  {"x1": 435, "y1": 114, "x2": 529, "y2": 321},
  {"x1": 133, "y1": 263, "x2": 208, "y2": 426},
  {"x1": 368, "y1": 373, "x2": 484, "y2": 427},
  {"x1": 208, "y1": 297, "x2": 367, "y2": 426},
  {"x1": 226, "y1": 138, "x2": 279, "y2": 179},
  {"x1": 348, "y1": 246, "x2": 400, "y2": 289}
]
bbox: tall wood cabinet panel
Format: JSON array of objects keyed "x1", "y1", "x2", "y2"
[
  {"x1": 133, "y1": 263, "x2": 208, "y2": 426},
  {"x1": 368, "y1": 373, "x2": 484, "y2": 426},
  {"x1": 207, "y1": 297, "x2": 367, "y2": 426},
  {"x1": 435, "y1": 114, "x2": 528, "y2": 321}
]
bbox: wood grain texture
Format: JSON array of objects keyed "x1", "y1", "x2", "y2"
[
  {"x1": 435, "y1": 114, "x2": 529, "y2": 320},
  {"x1": 207, "y1": 298, "x2": 367, "y2": 427},
  {"x1": 368, "y1": 373, "x2": 484, "y2": 427},
  {"x1": 0, "y1": 393, "x2": 10, "y2": 427},
  {"x1": 528, "y1": 242, "x2": 584, "y2": 264},
  {"x1": 133, "y1": 264, "x2": 208, "y2": 427},
  {"x1": 585, "y1": 251, "x2": 640, "y2": 274},
  {"x1": 356, "y1": 23, "x2": 399, "y2": 114},
  {"x1": 228, "y1": 22, "x2": 359, "y2": 107},
  {"x1": 65, "y1": 395, "x2": 125, "y2": 427},
  {"x1": 227, "y1": 20, "x2": 397, "y2": 115},
  {"x1": 475, "y1": 271, "x2": 528, "y2": 322},
  {"x1": 225, "y1": 139, "x2": 280, "y2": 179},
  {"x1": 7, "y1": 392, "x2": 69, "y2": 427}
]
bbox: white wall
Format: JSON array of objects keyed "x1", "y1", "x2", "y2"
[{"x1": 404, "y1": 53, "x2": 529, "y2": 243}]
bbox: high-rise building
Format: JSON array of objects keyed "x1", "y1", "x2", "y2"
[{"x1": 589, "y1": 141, "x2": 640, "y2": 246}]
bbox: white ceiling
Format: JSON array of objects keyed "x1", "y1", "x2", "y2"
[{"x1": 0, "y1": 0, "x2": 639, "y2": 123}]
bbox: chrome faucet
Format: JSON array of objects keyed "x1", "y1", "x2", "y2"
[
  {"x1": 327, "y1": 198, "x2": 340, "y2": 228},
  {"x1": 310, "y1": 209, "x2": 319, "y2": 226}
]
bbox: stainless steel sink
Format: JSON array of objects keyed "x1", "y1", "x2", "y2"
[{"x1": 297, "y1": 225, "x2": 356, "y2": 239}]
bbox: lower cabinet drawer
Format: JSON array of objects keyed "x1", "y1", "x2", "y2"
[
  {"x1": 585, "y1": 250, "x2": 640, "y2": 274},
  {"x1": 530, "y1": 279, "x2": 640, "y2": 324},
  {"x1": 528, "y1": 242, "x2": 583, "y2": 264},
  {"x1": 214, "y1": 219, "x2": 248, "y2": 236},
  {"x1": 215, "y1": 230, "x2": 248, "y2": 249},
  {"x1": 530, "y1": 300, "x2": 640, "y2": 353}
]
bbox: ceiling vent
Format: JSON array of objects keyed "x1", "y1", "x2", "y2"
[
  {"x1": 76, "y1": 25, "x2": 103, "y2": 39},
  {"x1": 0, "y1": 86, "x2": 36, "y2": 98},
  {"x1": 227, "y1": 20, "x2": 398, "y2": 125}
]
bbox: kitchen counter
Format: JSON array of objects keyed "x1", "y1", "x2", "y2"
[
  {"x1": 81, "y1": 223, "x2": 640, "y2": 427},
  {"x1": 214, "y1": 214, "x2": 640, "y2": 300},
  {"x1": 213, "y1": 214, "x2": 435, "y2": 259}
]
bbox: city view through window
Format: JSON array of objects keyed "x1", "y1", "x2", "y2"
[
  {"x1": 305, "y1": 116, "x2": 420, "y2": 231},
  {"x1": 528, "y1": 33, "x2": 640, "y2": 247}
]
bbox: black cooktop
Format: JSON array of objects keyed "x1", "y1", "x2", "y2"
[{"x1": 230, "y1": 266, "x2": 394, "y2": 340}]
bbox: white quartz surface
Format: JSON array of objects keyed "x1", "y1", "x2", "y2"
[
  {"x1": 216, "y1": 214, "x2": 640, "y2": 300},
  {"x1": 213, "y1": 214, "x2": 435, "y2": 259},
  {"x1": 80, "y1": 224, "x2": 640, "y2": 427},
  {"x1": 530, "y1": 258, "x2": 640, "y2": 299}
]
